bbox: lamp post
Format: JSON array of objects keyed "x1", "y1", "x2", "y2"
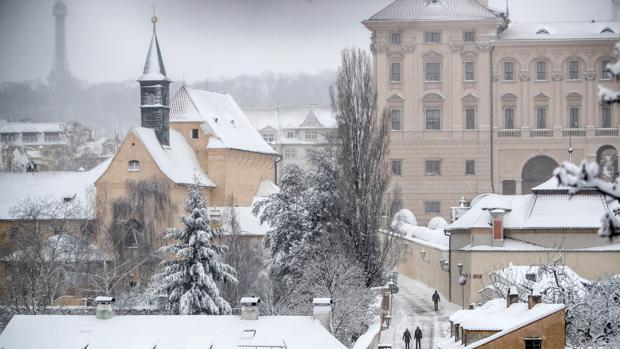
[{"x1": 457, "y1": 262, "x2": 466, "y2": 309}]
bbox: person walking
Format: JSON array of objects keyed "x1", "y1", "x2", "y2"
[
  {"x1": 432, "y1": 290, "x2": 440, "y2": 311},
  {"x1": 414, "y1": 326, "x2": 423, "y2": 349},
  {"x1": 402, "y1": 328, "x2": 412, "y2": 349}
]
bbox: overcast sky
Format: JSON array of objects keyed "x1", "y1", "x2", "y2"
[{"x1": 0, "y1": 0, "x2": 613, "y2": 83}]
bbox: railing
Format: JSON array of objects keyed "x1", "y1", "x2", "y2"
[
  {"x1": 562, "y1": 129, "x2": 586, "y2": 137},
  {"x1": 595, "y1": 128, "x2": 619, "y2": 136},
  {"x1": 497, "y1": 129, "x2": 521, "y2": 137},
  {"x1": 529, "y1": 129, "x2": 553, "y2": 137}
]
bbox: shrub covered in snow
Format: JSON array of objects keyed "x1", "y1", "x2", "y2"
[
  {"x1": 393, "y1": 209, "x2": 417, "y2": 227},
  {"x1": 427, "y1": 216, "x2": 448, "y2": 230}
]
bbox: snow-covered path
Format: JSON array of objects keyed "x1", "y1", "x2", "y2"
[{"x1": 379, "y1": 275, "x2": 460, "y2": 349}]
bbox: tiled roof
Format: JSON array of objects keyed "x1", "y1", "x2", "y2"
[
  {"x1": 366, "y1": 0, "x2": 501, "y2": 22},
  {"x1": 500, "y1": 21, "x2": 620, "y2": 41}
]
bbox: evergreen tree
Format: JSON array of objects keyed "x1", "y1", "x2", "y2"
[{"x1": 152, "y1": 180, "x2": 237, "y2": 315}]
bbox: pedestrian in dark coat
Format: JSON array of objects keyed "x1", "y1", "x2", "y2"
[
  {"x1": 414, "y1": 326, "x2": 423, "y2": 349},
  {"x1": 432, "y1": 290, "x2": 440, "y2": 311},
  {"x1": 402, "y1": 328, "x2": 412, "y2": 349}
]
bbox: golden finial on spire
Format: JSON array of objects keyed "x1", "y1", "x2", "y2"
[{"x1": 151, "y1": 4, "x2": 158, "y2": 31}]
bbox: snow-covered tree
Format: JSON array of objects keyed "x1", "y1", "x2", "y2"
[
  {"x1": 331, "y1": 48, "x2": 402, "y2": 286},
  {"x1": 152, "y1": 180, "x2": 237, "y2": 315},
  {"x1": 253, "y1": 164, "x2": 310, "y2": 282}
]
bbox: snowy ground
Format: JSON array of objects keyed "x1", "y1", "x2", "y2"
[{"x1": 379, "y1": 275, "x2": 460, "y2": 349}]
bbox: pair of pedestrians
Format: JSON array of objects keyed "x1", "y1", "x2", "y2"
[{"x1": 402, "y1": 327, "x2": 422, "y2": 349}]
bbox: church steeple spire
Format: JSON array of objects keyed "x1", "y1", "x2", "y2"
[{"x1": 138, "y1": 13, "x2": 171, "y2": 146}]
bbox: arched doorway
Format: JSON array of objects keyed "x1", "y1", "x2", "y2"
[
  {"x1": 521, "y1": 155, "x2": 559, "y2": 194},
  {"x1": 597, "y1": 145, "x2": 618, "y2": 180}
]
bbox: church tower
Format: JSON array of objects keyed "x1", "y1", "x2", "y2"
[
  {"x1": 49, "y1": 0, "x2": 72, "y2": 87},
  {"x1": 138, "y1": 15, "x2": 171, "y2": 146}
]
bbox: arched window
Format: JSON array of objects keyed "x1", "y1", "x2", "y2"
[
  {"x1": 128, "y1": 160, "x2": 140, "y2": 171},
  {"x1": 597, "y1": 145, "x2": 618, "y2": 180},
  {"x1": 602, "y1": 27, "x2": 615, "y2": 34},
  {"x1": 536, "y1": 28, "x2": 550, "y2": 35}
]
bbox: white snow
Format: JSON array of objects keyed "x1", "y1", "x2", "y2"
[
  {"x1": 0, "y1": 314, "x2": 347, "y2": 349},
  {"x1": 0, "y1": 158, "x2": 111, "y2": 219},
  {"x1": 439, "y1": 302, "x2": 565, "y2": 348},
  {"x1": 500, "y1": 21, "x2": 620, "y2": 41},
  {"x1": 256, "y1": 179, "x2": 280, "y2": 197},
  {"x1": 393, "y1": 209, "x2": 417, "y2": 226},
  {"x1": 169, "y1": 86, "x2": 277, "y2": 155},
  {"x1": 428, "y1": 216, "x2": 448, "y2": 230},
  {"x1": 132, "y1": 127, "x2": 214, "y2": 187},
  {"x1": 447, "y1": 177, "x2": 610, "y2": 231},
  {"x1": 399, "y1": 223, "x2": 449, "y2": 249}
]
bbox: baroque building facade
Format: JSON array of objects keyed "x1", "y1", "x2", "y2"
[{"x1": 364, "y1": 0, "x2": 620, "y2": 224}]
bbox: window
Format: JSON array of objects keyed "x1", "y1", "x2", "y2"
[
  {"x1": 463, "y1": 31, "x2": 475, "y2": 42},
  {"x1": 44, "y1": 132, "x2": 60, "y2": 142},
  {"x1": 504, "y1": 61, "x2": 514, "y2": 81},
  {"x1": 504, "y1": 107, "x2": 515, "y2": 129},
  {"x1": 536, "y1": 107, "x2": 547, "y2": 129},
  {"x1": 22, "y1": 132, "x2": 38, "y2": 143},
  {"x1": 569, "y1": 107, "x2": 580, "y2": 128},
  {"x1": 502, "y1": 180, "x2": 516, "y2": 195},
  {"x1": 425, "y1": 201, "x2": 440, "y2": 213},
  {"x1": 286, "y1": 130, "x2": 295, "y2": 139},
  {"x1": 425, "y1": 62, "x2": 441, "y2": 81},
  {"x1": 305, "y1": 130, "x2": 317, "y2": 141},
  {"x1": 0, "y1": 133, "x2": 16, "y2": 142},
  {"x1": 425, "y1": 109, "x2": 441, "y2": 130},
  {"x1": 602, "y1": 105, "x2": 613, "y2": 128},
  {"x1": 464, "y1": 62, "x2": 476, "y2": 81},
  {"x1": 391, "y1": 109, "x2": 402, "y2": 130},
  {"x1": 241, "y1": 329, "x2": 257, "y2": 340},
  {"x1": 262, "y1": 133, "x2": 274, "y2": 143},
  {"x1": 602, "y1": 60, "x2": 613, "y2": 80},
  {"x1": 536, "y1": 61, "x2": 547, "y2": 81},
  {"x1": 392, "y1": 159, "x2": 402, "y2": 176},
  {"x1": 524, "y1": 338, "x2": 542, "y2": 349},
  {"x1": 568, "y1": 60, "x2": 580, "y2": 80},
  {"x1": 390, "y1": 62, "x2": 401, "y2": 82},
  {"x1": 284, "y1": 148, "x2": 297, "y2": 158},
  {"x1": 424, "y1": 32, "x2": 441, "y2": 43},
  {"x1": 9, "y1": 226, "x2": 19, "y2": 240},
  {"x1": 465, "y1": 108, "x2": 476, "y2": 129},
  {"x1": 128, "y1": 160, "x2": 140, "y2": 171},
  {"x1": 465, "y1": 160, "x2": 475, "y2": 175},
  {"x1": 525, "y1": 273, "x2": 537, "y2": 282},
  {"x1": 425, "y1": 160, "x2": 441, "y2": 176},
  {"x1": 391, "y1": 32, "x2": 401, "y2": 44},
  {"x1": 191, "y1": 128, "x2": 199, "y2": 139},
  {"x1": 124, "y1": 220, "x2": 140, "y2": 249}
]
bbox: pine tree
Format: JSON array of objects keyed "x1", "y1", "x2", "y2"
[{"x1": 152, "y1": 180, "x2": 237, "y2": 315}]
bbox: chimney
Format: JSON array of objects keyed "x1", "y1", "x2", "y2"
[
  {"x1": 95, "y1": 296, "x2": 115, "y2": 320},
  {"x1": 240, "y1": 297, "x2": 260, "y2": 320},
  {"x1": 312, "y1": 298, "x2": 334, "y2": 333},
  {"x1": 507, "y1": 286, "x2": 519, "y2": 307},
  {"x1": 490, "y1": 208, "x2": 508, "y2": 242},
  {"x1": 528, "y1": 287, "x2": 542, "y2": 309}
]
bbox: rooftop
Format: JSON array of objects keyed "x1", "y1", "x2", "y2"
[
  {"x1": 0, "y1": 121, "x2": 64, "y2": 134},
  {"x1": 169, "y1": 86, "x2": 276, "y2": 155},
  {"x1": 365, "y1": 0, "x2": 501, "y2": 23},
  {"x1": 0, "y1": 314, "x2": 346, "y2": 349},
  {"x1": 499, "y1": 21, "x2": 620, "y2": 41}
]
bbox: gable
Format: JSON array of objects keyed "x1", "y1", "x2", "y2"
[{"x1": 299, "y1": 111, "x2": 325, "y2": 128}]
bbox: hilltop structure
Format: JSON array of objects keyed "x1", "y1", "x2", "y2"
[
  {"x1": 48, "y1": 0, "x2": 72, "y2": 87},
  {"x1": 364, "y1": 0, "x2": 620, "y2": 224}
]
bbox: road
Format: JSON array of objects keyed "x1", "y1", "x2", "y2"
[{"x1": 379, "y1": 274, "x2": 460, "y2": 349}]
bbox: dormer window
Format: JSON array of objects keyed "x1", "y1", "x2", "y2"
[
  {"x1": 286, "y1": 130, "x2": 295, "y2": 139},
  {"x1": 240, "y1": 330, "x2": 256, "y2": 339},
  {"x1": 536, "y1": 28, "x2": 549, "y2": 35},
  {"x1": 602, "y1": 27, "x2": 615, "y2": 34},
  {"x1": 128, "y1": 160, "x2": 140, "y2": 171},
  {"x1": 191, "y1": 128, "x2": 199, "y2": 139},
  {"x1": 262, "y1": 133, "x2": 275, "y2": 143}
]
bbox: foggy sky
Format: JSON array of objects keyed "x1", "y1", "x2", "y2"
[{"x1": 0, "y1": 0, "x2": 613, "y2": 83}]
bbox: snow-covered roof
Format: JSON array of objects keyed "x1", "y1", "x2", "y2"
[
  {"x1": 399, "y1": 223, "x2": 449, "y2": 249},
  {"x1": 0, "y1": 158, "x2": 111, "y2": 220},
  {"x1": 461, "y1": 238, "x2": 620, "y2": 252},
  {"x1": 244, "y1": 106, "x2": 336, "y2": 132},
  {"x1": 217, "y1": 205, "x2": 269, "y2": 236},
  {"x1": 0, "y1": 314, "x2": 346, "y2": 349},
  {"x1": 256, "y1": 179, "x2": 280, "y2": 197},
  {"x1": 500, "y1": 21, "x2": 620, "y2": 41},
  {"x1": 440, "y1": 301, "x2": 564, "y2": 348},
  {"x1": 169, "y1": 86, "x2": 276, "y2": 155},
  {"x1": 446, "y1": 180, "x2": 608, "y2": 231},
  {"x1": 365, "y1": 0, "x2": 501, "y2": 22},
  {"x1": 531, "y1": 175, "x2": 598, "y2": 194},
  {"x1": 0, "y1": 121, "x2": 63, "y2": 134},
  {"x1": 132, "y1": 127, "x2": 214, "y2": 187}
]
